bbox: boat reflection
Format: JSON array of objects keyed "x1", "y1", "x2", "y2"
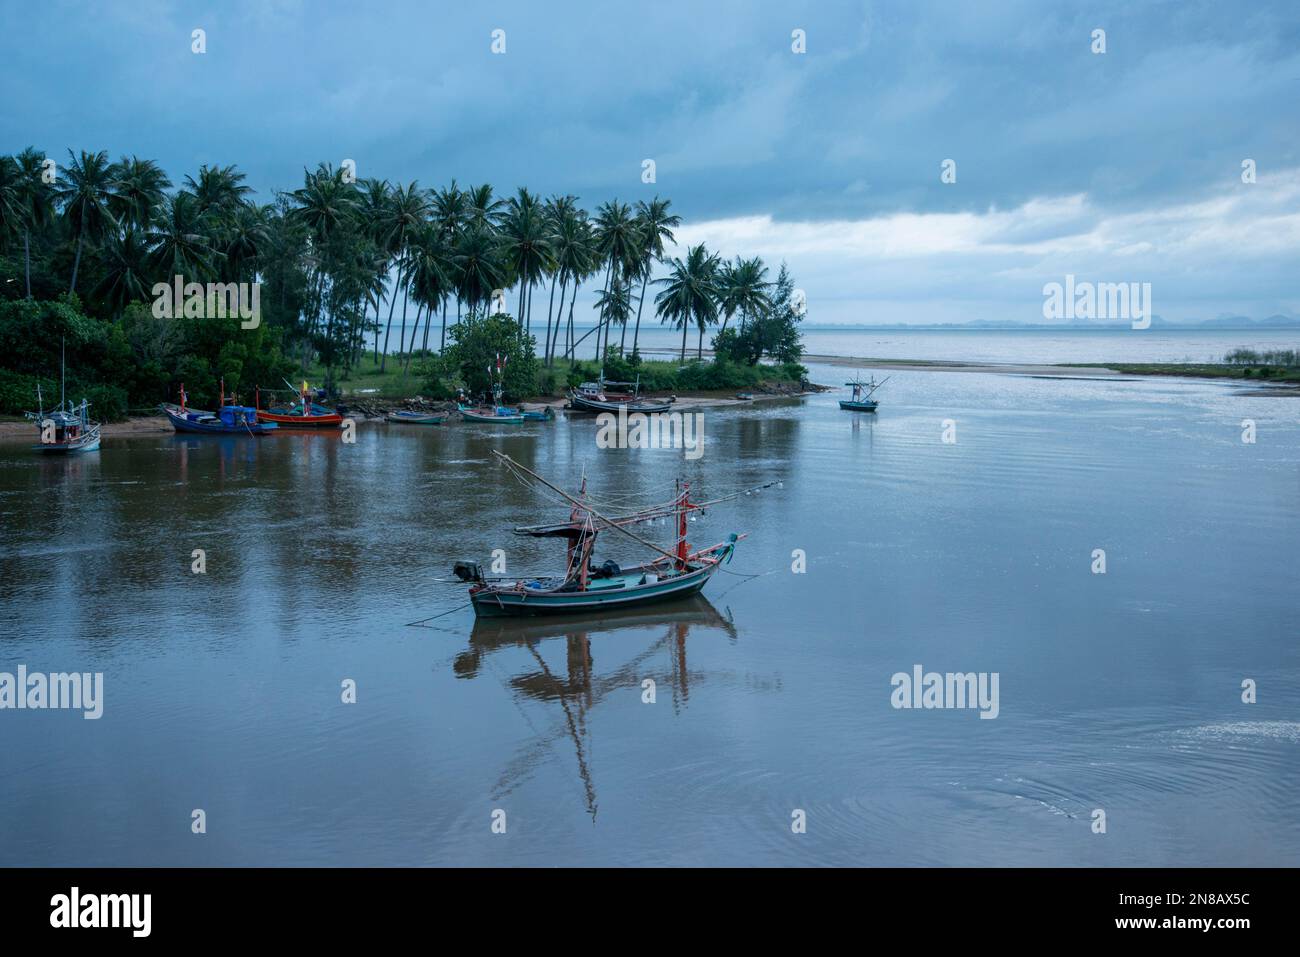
[{"x1": 455, "y1": 596, "x2": 738, "y2": 820}]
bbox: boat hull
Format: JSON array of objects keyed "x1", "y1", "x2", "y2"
[
  {"x1": 256, "y1": 410, "x2": 343, "y2": 428},
  {"x1": 162, "y1": 405, "x2": 278, "y2": 435},
  {"x1": 470, "y1": 561, "x2": 720, "y2": 617},
  {"x1": 567, "y1": 394, "x2": 673, "y2": 415},
  {"x1": 458, "y1": 405, "x2": 524, "y2": 424},
  {"x1": 387, "y1": 412, "x2": 445, "y2": 425},
  {"x1": 32, "y1": 430, "x2": 101, "y2": 454},
  {"x1": 839, "y1": 400, "x2": 878, "y2": 412}
]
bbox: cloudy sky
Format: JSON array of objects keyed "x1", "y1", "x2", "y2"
[{"x1": 3, "y1": 0, "x2": 1297, "y2": 324}]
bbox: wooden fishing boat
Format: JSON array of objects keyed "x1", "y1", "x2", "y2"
[
  {"x1": 839, "y1": 374, "x2": 889, "y2": 412},
  {"x1": 255, "y1": 381, "x2": 344, "y2": 428},
  {"x1": 457, "y1": 355, "x2": 527, "y2": 423},
  {"x1": 517, "y1": 405, "x2": 555, "y2": 421},
  {"x1": 161, "y1": 382, "x2": 277, "y2": 435},
  {"x1": 387, "y1": 410, "x2": 445, "y2": 425},
  {"x1": 26, "y1": 395, "x2": 101, "y2": 454},
  {"x1": 458, "y1": 403, "x2": 525, "y2": 424},
  {"x1": 567, "y1": 378, "x2": 674, "y2": 415},
  {"x1": 24, "y1": 343, "x2": 101, "y2": 454},
  {"x1": 453, "y1": 452, "x2": 762, "y2": 618}
]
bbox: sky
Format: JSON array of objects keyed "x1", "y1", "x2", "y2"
[{"x1": 2, "y1": 0, "x2": 1298, "y2": 325}]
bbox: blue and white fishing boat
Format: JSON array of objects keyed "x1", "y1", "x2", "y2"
[{"x1": 161, "y1": 382, "x2": 277, "y2": 435}]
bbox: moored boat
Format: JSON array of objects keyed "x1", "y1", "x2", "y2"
[
  {"x1": 566, "y1": 377, "x2": 674, "y2": 415},
  {"x1": 24, "y1": 343, "x2": 102, "y2": 454},
  {"x1": 161, "y1": 382, "x2": 277, "y2": 435},
  {"x1": 387, "y1": 410, "x2": 445, "y2": 425},
  {"x1": 255, "y1": 380, "x2": 344, "y2": 428},
  {"x1": 458, "y1": 403, "x2": 525, "y2": 424},
  {"x1": 452, "y1": 452, "x2": 762, "y2": 618},
  {"x1": 839, "y1": 374, "x2": 888, "y2": 412},
  {"x1": 26, "y1": 393, "x2": 101, "y2": 454}
]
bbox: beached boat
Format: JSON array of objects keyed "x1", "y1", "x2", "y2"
[
  {"x1": 458, "y1": 403, "x2": 525, "y2": 424},
  {"x1": 255, "y1": 380, "x2": 344, "y2": 428},
  {"x1": 458, "y1": 360, "x2": 527, "y2": 422},
  {"x1": 839, "y1": 374, "x2": 889, "y2": 412},
  {"x1": 387, "y1": 410, "x2": 445, "y2": 425},
  {"x1": 161, "y1": 382, "x2": 277, "y2": 435},
  {"x1": 517, "y1": 405, "x2": 555, "y2": 421},
  {"x1": 24, "y1": 343, "x2": 102, "y2": 454},
  {"x1": 453, "y1": 452, "x2": 756, "y2": 618},
  {"x1": 567, "y1": 377, "x2": 673, "y2": 415}
]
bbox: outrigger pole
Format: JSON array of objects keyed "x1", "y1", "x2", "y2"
[{"x1": 491, "y1": 451, "x2": 685, "y2": 566}]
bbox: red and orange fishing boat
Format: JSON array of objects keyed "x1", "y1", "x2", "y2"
[{"x1": 255, "y1": 379, "x2": 344, "y2": 428}]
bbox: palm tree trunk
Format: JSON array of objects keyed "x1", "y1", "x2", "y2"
[
  {"x1": 698, "y1": 324, "x2": 704, "y2": 359},
  {"x1": 403, "y1": 303, "x2": 424, "y2": 376},
  {"x1": 380, "y1": 254, "x2": 404, "y2": 372},
  {"x1": 546, "y1": 274, "x2": 565, "y2": 365},
  {"x1": 543, "y1": 272, "x2": 558, "y2": 361},
  {"x1": 440, "y1": 300, "x2": 449, "y2": 352},
  {"x1": 632, "y1": 270, "x2": 650, "y2": 357},
  {"x1": 68, "y1": 232, "x2": 84, "y2": 295},
  {"x1": 680, "y1": 318, "x2": 688, "y2": 362}
]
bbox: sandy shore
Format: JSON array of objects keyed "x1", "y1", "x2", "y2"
[{"x1": 0, "y1": 415, "x2": 171, "y2": 443}]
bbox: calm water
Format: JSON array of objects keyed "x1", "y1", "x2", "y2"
[{"x1": 2, "y1": 364, "x2": 1298, "y2": 865}]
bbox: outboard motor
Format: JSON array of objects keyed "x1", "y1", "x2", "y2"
[{"x1": 453, "y1": 561, "x2": 484, "y2": 583}]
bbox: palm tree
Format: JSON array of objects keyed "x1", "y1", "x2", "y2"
[
  {"x1": 56, "y1": 149, "x2": 118, "y2": 294},
  {"x1": 403, "y1": 223, "x2": 453, "y2": 373},
  {"x1": 500, "y1": 187, "x2": 551, "y2": 335},
  {"x1": 223, "y1": 202, "x2": 270, "y2": 284},
  {"x1": 12, "y1": 148, "x2": 55, "y2": 297},
  {"x1": 654, "y1": 243, "x2": 721, "y2": 361},
  {"x1": 94, "y1": 229, "x2": 153, "y2": 316},
  {"x1": 0, "y1": 156, "x2": 20, "y2": 253},
  {"x1": 148, "y1": 192, "x2": 220, "y2": 280},
  {"x1": 376, "y1": 181, "x2": 430, "y2": 371},
  {"x1": 453, "y1": 224, "x2": 505, "y2": 319},
  {"x1": 549, "y1": 208, "x2": 595, "y2": 365},
  {"x1": 629, "y1": 197, "x2": 680, "y2": 356},
  {"x1": 592, "y1": 200, "x2": 639, "y2": 358},
  {"x1": 289, "y1": 164, "x2": 360, "y2": 367},
  {"x1": 717, "y1": 255, "x2": 772, "y2": 336},
  {"x1": 110, "y1": 156, "x2": 171, "y2": 233},
  {"x1": 184, "y1": 164, "x2": 253, "y2": 219}
]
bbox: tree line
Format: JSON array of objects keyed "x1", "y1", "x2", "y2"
[{"x1": 0, "y1": 148, "x2": 804, "y2": 409}]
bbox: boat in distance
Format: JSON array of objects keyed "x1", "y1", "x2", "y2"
[{"x1": 839, "y1": 374, "x2": 889, "y2": 412}]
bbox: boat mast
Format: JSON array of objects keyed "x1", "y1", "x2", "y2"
[{"x1": 60, "y1": 336, "x2": 66, "y2": 410}]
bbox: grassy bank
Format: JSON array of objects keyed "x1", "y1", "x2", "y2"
[{"x1": 310, "y1": 354, "x2": 810, "y2": 403}]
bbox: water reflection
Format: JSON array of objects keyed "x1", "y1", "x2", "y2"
[{"x1": 454, "y1": 596, "x2": 737, "y2": 820}]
